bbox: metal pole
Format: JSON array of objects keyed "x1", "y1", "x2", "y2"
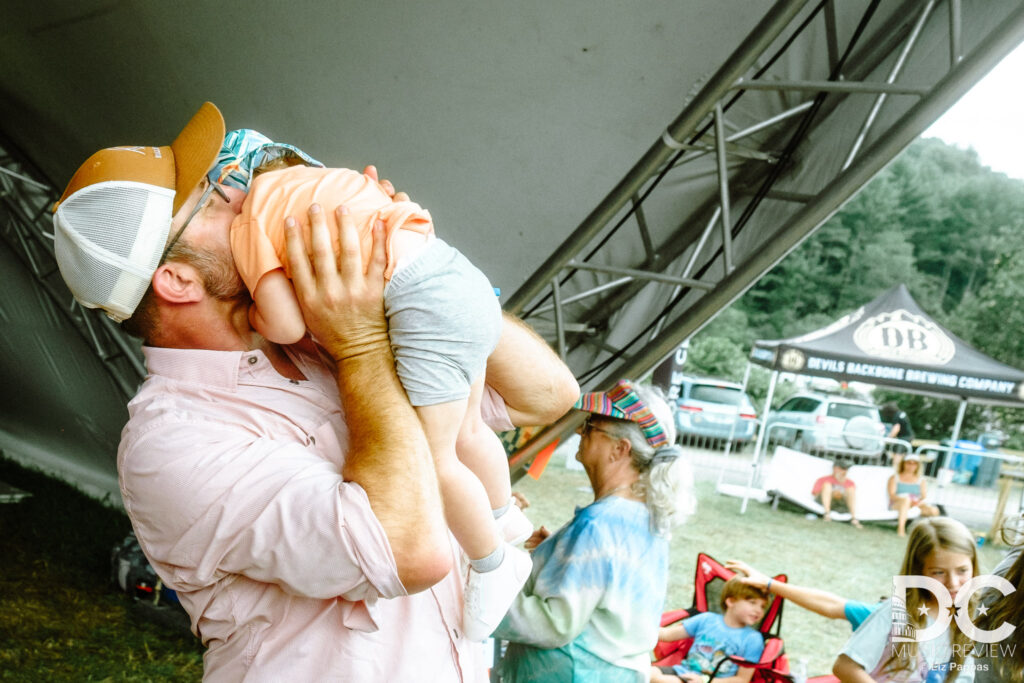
[
  {"x1": 683, "y1": 207, "x2": 721, "y2": 279},
  {"x1": 551, "y1": 276, "x2": 566, "y2": 361},
  {"x1": 0, "y1": 164, "x2": 50, "y2": 189},
  {"x1": 727, "y1": 101, "x2": 815, "y2": 143},
  {"x1": 733, "y1": 79, "x2": 929, "y2": 95},
  {"x1": 714, "y1": 103, "x2": 734, "y2": 274},
  {"x1": 531, "y1": 276, "x2": 632, "y2": 315},
  {"x1": 949, "y1": 0, "x2": 963, "y2": 66},
  {"x1": 507, "y1": 411, "x2": 582, "y2": 475},
  {"x1": 843, "y1": 0, "x2": 936, "y2": 170},
  {"x1": 505, "y1": 0, "x2": 812, "y2": 314},
  {"x1": 945, "y1": 397, "x2": 969, "y2": 472},
  {"x1": 564, "y1": 260, "x2": 713, "y2": 289},
  {"x1": 719, "y1": 361, "x2": 752, "y2": 483},
  {"x1": 742, "y1": 369, "x2": 778, "y2": 513}
]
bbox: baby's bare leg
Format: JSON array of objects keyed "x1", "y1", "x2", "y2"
[
  {"x1": 457, "y1": 375, "x2": 513, "y2": 509},
  {"x1": 416, "y1": 396, "x2": 500, "y2": 561}
]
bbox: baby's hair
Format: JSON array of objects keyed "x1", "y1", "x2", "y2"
[
  {"x1": 253, "y1": 156, "x2": 306, "y2": 177},
  {"x1": 720, "y1": 576, "x2": 768, "y2": 611},
  {"x1": 882, "y1": 517, "x2": 978, "y2": 681}
]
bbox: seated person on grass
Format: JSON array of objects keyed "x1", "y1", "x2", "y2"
[
  {"x1": 650, "y1": 577, "x2": 767, "y2": 683},
  {"x1": 812, "y1": 460, "x2": 862, "y2": 528}
]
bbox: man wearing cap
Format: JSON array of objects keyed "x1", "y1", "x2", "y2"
[
  {"x1": 495, "y1": 380, "x2": 695, "y2": 682},
  {"x1": 52, "y1": 102, "x2": 576, "y2": 681}
]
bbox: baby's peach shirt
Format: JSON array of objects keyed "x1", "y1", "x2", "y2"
[{"x1": 230, "y1": 165, "x2": 434, "y2": 294}]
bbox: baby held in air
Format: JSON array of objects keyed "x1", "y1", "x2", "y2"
[{"x1": 222, "y1": 130, "x2": 534, "y2": 641}]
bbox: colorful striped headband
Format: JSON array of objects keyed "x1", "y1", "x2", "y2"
[{"x1": 574, "y1": 379, "x2": 668, "y2": 448}]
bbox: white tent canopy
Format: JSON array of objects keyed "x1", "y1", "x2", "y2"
[{"x1": 2, "y1": 1, "x2": 1023, "y2": 495}]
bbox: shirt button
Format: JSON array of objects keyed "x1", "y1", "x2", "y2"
[{"x1": 247, "y1": 356, "x2": 258, "y2": 365}]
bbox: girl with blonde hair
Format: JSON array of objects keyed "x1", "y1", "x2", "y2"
[{"x1": 833, "y1": 517, "x2": 977, "y2": 682}]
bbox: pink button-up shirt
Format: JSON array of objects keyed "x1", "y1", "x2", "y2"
[{"x1": 120, "y1": 344, "x2": 507, "y2": 681}]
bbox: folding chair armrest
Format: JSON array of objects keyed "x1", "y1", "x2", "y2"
[
  {"x1": 708, "y1": 637, "x2": 788, "y2": 681},
  {"x1": 722, "y1": 655, "x2": 777, "y2": 671},
  {"x1": 652, "y1": 635, "x2": 693, "y2": 666},
  {"x1": 660, "y1": 608, "x2": 690, "y2": 626},
  {"x1": 760, "y1": 637, "x2": 785, "y2": 662}
]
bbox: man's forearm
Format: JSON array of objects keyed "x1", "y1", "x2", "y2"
[
  {"x1": 283, "y1": 206, "x2": 450, "y2": 593},
  {"x1": 336, "y1": 343, "x2": 451, "y2": 593}
]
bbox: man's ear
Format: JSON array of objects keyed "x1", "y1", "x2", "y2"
[{"x1": 151, "y1": 262, "x2": 205, "y2": 304}]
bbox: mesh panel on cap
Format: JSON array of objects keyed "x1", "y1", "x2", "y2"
[{"x1": 54, "y1": 182, "x2": 173, "y2": 321}]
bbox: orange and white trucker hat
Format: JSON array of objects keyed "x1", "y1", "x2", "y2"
[{"x1": 52, "y1": 102, "x2": 226, "y2": 321}]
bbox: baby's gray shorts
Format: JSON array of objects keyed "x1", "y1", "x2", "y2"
[{"x1": 384, "y1": 238, "x2": 501, "y2": 407}]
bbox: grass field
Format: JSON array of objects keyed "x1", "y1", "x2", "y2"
[
  {"x1": 0, "y1": 456, "x2": 204, "y2": 682},
  {"x1": 1, "y1": 451, "x2": 1011, "y2": 680}
]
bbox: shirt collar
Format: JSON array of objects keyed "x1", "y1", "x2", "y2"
[
  {"x1": 142, "y1": 346, "x2": 255, "y2": 389},
  {"x1": 142, "y1": 344, "x2": 328, "y2": 390}
]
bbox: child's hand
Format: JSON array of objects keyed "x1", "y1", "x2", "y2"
[
  {"x1": 680, "y1": 673, "x2": 704, "y2": 683},
  {"x1": 363, "y1": 165, "x2": 410, "y2": 203}
]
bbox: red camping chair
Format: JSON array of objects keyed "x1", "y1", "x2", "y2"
[{"x1": 653, "y1": 553, "x2": 794, "y2": 682}]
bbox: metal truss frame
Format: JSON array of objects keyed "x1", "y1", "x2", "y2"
[
  {"x1": 0, "y1": 140, "x2": 144, "y2": 400},
  {"x1": 2, "y1": 1, "x2": 1023, "y2": 483},
  {"x1": 505, "y1": 0, "x2": 1024, "y2": 473}
]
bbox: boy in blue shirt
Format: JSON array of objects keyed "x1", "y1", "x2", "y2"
[{"x1": 651, "y1": 577, "x2": 767, "y2": 683}]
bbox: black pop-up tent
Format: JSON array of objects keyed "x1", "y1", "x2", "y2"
[
  {"x1": 745, "y1": 284, "x2": 1024, "y2": 486},
  {"x1": 751, "y1": 283, "x2": 1024, "y2": 405}
]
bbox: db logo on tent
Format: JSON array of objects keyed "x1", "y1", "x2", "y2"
[{"x1": 891, "y1": 575, "x2": 1016, "y2": 644}]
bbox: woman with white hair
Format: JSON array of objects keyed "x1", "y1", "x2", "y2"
[{"x1": 494, "y1": 380, "x2": 696, "y2": 682}]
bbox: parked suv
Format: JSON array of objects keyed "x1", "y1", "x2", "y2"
[
  {"x1": 763, "y1": 393, "x2": 885, "y2": 457},
  {"x1": 674, "y1": 376, "x2": 758, "y2": 447}
]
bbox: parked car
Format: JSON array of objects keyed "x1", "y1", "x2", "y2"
[
  {"x1": 763, "y1": 393, "x2": 885, "y2": 457},
  {"x1": 673, "y1": 376, "x2": 758, "y2": 448}
]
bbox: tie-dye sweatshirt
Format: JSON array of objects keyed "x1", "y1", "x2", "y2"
[{"x1": 494, "y1": 495, "x2": 670, "y2": 682}]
